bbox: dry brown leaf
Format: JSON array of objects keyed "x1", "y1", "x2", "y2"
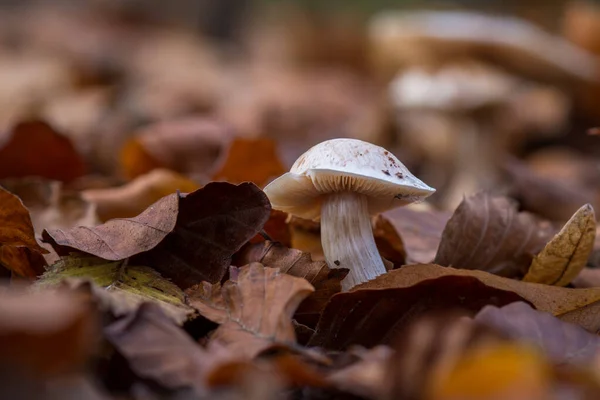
[
  {"x1": 0, "y1": 286, "x2": 97, "y2": 376},
  {"x1": 42, "y1": 190, "x2": 179, "y2": 260},
  {"x1": 376, "y1": 206, "x2": 451, "y2": 265},
  {"x1": 357, "y1": 264, "x2": 600, "y2": 332},
  {"x1": 523, "y1": 204, "x2": 596, "y2": 286},
  {"x1": 503, "y1": 158, "x2": 598, "y2": 222},
  {"x1": 0, "y1": 120, "x2": 86, "y2": 183},
  {"x1": 212, "y1": 138, "x2": 287, "y2": 187},
  {"x1": 249, "y1": 209, "x2": 291, "y2": 247},
  {"x1": 187, "y1": 263, "x2": 314, "y2": 358},
  {"x1": 0, "y1": 187, "x2": 48, "y2": 278},
  {"x1": 309, "y1": 274, "x2": 526, "y2": 350},
  {"x1": 120, "y1": 117, "x2": 232, "y2": 180},
  {"x1": 434, "y1": 193, "x2": 552, "y2": 278},
  {"x1": 234, "y1": 241, "x2": 347, "y2": 327},
  {"x1": 105, "y1": 302, "x2": 234, "y2": 396},
  {"x1": 82, "y1": 169, "x2": 200, "y2": 221},
  {"x1": 44, "y1": 182, "x2": 271, "y2": 288}
]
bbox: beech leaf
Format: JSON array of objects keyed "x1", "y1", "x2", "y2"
[
  {"x1": 187, "y1": 263, "x2": 314, "y2": 358},
  {"x1": 357, "y1": 264, "x2": 600, "y2": 332},
  {"x1": 37, "y1": 254, "x2": 194, "y2": 324},
  {"x1": 377, "y1": 207, "x2": 451, "y2": 264},
  {"x1": 43, "y1": 182, "x2": 271, "y2": 288},
  {"x1": 434, "y1": 192, "x2": 552, "y2": 278},
  {"x1": 234, "y1": 241, "x2": 347, "y2": 327},
  {"x1": 309, "y1": 274, "x2": 526, "y2": 350},
  {"x1": 0, "y1": 187, "x2": 48, "y2": 278},
  {"x1": 475, "y1": 302, "x2": 600, "y2": 364},
  {"x1": 523, "y1": 204, "x2": 596, "y2": 286}
]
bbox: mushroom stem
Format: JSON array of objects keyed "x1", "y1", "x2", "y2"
[{"x1": 321, "y1": 192, "x2": 386, "y2": 291}]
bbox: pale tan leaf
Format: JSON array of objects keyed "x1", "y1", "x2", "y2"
[
  {"x1": 523, "y1": 204, "x2": 596, "y2": 286},
  {"x1": 187, "y1": 263, "x2": 314, "y2": 358}
]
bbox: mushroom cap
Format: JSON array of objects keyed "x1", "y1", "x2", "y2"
[
  {"x1": 263, "y1": 138, "x2": 435, "y2": 220},
  {"x1": 389, "y1": 62, "x2": 518, "y2": 112}
]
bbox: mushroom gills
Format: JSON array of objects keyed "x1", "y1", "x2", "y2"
[{"x1": 321, "y1": 191, "x2": 387, "y2": 291}]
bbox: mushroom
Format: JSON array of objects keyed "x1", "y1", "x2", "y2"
[
  {"x1": 389, "y1": 60, "x2": 570, "y2": 209},
  {"x1": 263, "y1": 138, "x2": 435, "y2": 291}
]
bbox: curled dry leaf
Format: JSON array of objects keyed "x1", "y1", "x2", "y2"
[
  {"x1": 503, "y1": 158, "x2": 597, "y2": 222},
  {"x1": 105, "y1": 302, "x2": 234, "y2": 396},
  {"x1": 0, "y1": 187, "x2": 48, "y2": 278},
  {"x1": 357, "y1": 264, "x2": 600, "y2": 332},
  {"x1": 82, "y1": 169, "x2": 200, "y2": 221},
  {"x1": 434, "y1": 192, "x2": 552, "y2": 278},
  {"x1": 376, "y1": 206, "x2": 451, "y2": 265},
  {"x1": 523, "y1": 204, "x2": 596, "y2": 286},
  {"x1": 234, "y1": 241, "x2": 347, "y2": 327},
  {"x1": 37, "y1": 254, "x2": 195, "y2": 325},
  {"x1": 187, "y1": 263, "x2": 315, "y2": 358},
  {"x1": 475, "y1": 302, "x2": 600, "y2": 364},
  {"x1": 120, "y1": 117, "x2": 233, "y2": 180},
  {"x1": 43, "y1": 182, "x2": 271, "y2": 288},
  {"x1": 309, "y1": 274, "x2": 526, "y2": 350},
  {"x1": 249, "y1": 209, "x2": 291, "y2": 247},
  {"x1": 42, "y1": 190, "x2": 179, "y2": 260},
  {"x1": 212, "y1": 138, "x2": 287, "y2": 187},
  {"x1": 0, "y1": 120, "x2": 85, "y2": 183},
  {"x1": 0, "y1": 286, "x2": 97, "y2": 376}
]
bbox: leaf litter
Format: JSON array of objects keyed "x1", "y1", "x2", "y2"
[{"x1": 3, "y1": 4, "x2": 600, "y2": 400}]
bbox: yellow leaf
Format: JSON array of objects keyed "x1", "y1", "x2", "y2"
[{"x1": 523, "y1": 204, "x2": 596, "y2": 286}]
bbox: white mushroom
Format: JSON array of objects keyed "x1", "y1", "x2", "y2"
[{"x1": 263, "y1": 138, "x2": 435, "y2": 291}]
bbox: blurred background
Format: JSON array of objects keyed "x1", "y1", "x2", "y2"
[{"x1": 1, "y1": 0, "x2": 600, "y2": 220}]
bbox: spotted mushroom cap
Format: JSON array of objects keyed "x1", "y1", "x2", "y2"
[{"x1": 263, "y1": 138, "x2": 435, "y2": 220}]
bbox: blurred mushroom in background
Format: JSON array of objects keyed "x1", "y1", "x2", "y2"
[{"x1": 388, "y1": 60, "x2": 571, "y2": 210}]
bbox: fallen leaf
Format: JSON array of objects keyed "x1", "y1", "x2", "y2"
[
  {"x1": 377, "y1": 206, "x2": 451, "y2": 265},
  {"x1": 327, "y1": 346, "x2": 393, "y2": 398},
  {"x1": 357, "y1": 264, "x2": 600, "y2": 332},
  {"x1": 249, "y1": 209, "x2": 291, "y2": 247},
  {"x1": 523, "y1": 204, "x2": 596, "y2": 286},
  {"x1": 212, "y1": 138, "x2": 286, "y2": 187},
  {"x1": 187, "y1": 263, "x2": 314, "y2": 358},
  {"x1": 309, "y1": 274, "x2": 526, "y2": 350},
  {"x1": 42, "y1": 190, "x2": 179, "y2": 260},
  {"x1": 104, "y1": 302, "x2": 232, "y2": 395},
  {"x1": 44, "y1": 182, "x2": 271, "y2": 288},
  {"x1": 120, "y1": 117, "x2": 232, "y2": 180},
  {"x1": 475, "y1": 302, "x2": 600, "y2": 364},
  {"x1": 434, "y1": 193, "x2": 552, "y2": 278},
  {"x1": 233, "y1": 241, "x2": 347, "y2": 326},
  {"x1": 503, "y1": 158, "x2": 597, "y2": 222},
  {"x1": 0, "y1": 286, "x2": 97, "y2": 376},
  {"x1": 37, "y1": 254, "x2": 195, "y2": 324},
  {"x1": 0, "y1": 120, "x2": 86, "y2": 182},
  {"x1": 134, "y1": 182, "x2": 271, "y2": 288},
  {"x1": 427, "y1": 343, "x2": 551, "y2": 400},
  {"x1": 0, "y1": 187, "x2": 48, "y2": 278},
  {"x1": 82, "y1": 169, "x2": 200, "y2": 221},
  {"x1": 1, "y1": 178, "x2": 98, "y2": 234}
]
